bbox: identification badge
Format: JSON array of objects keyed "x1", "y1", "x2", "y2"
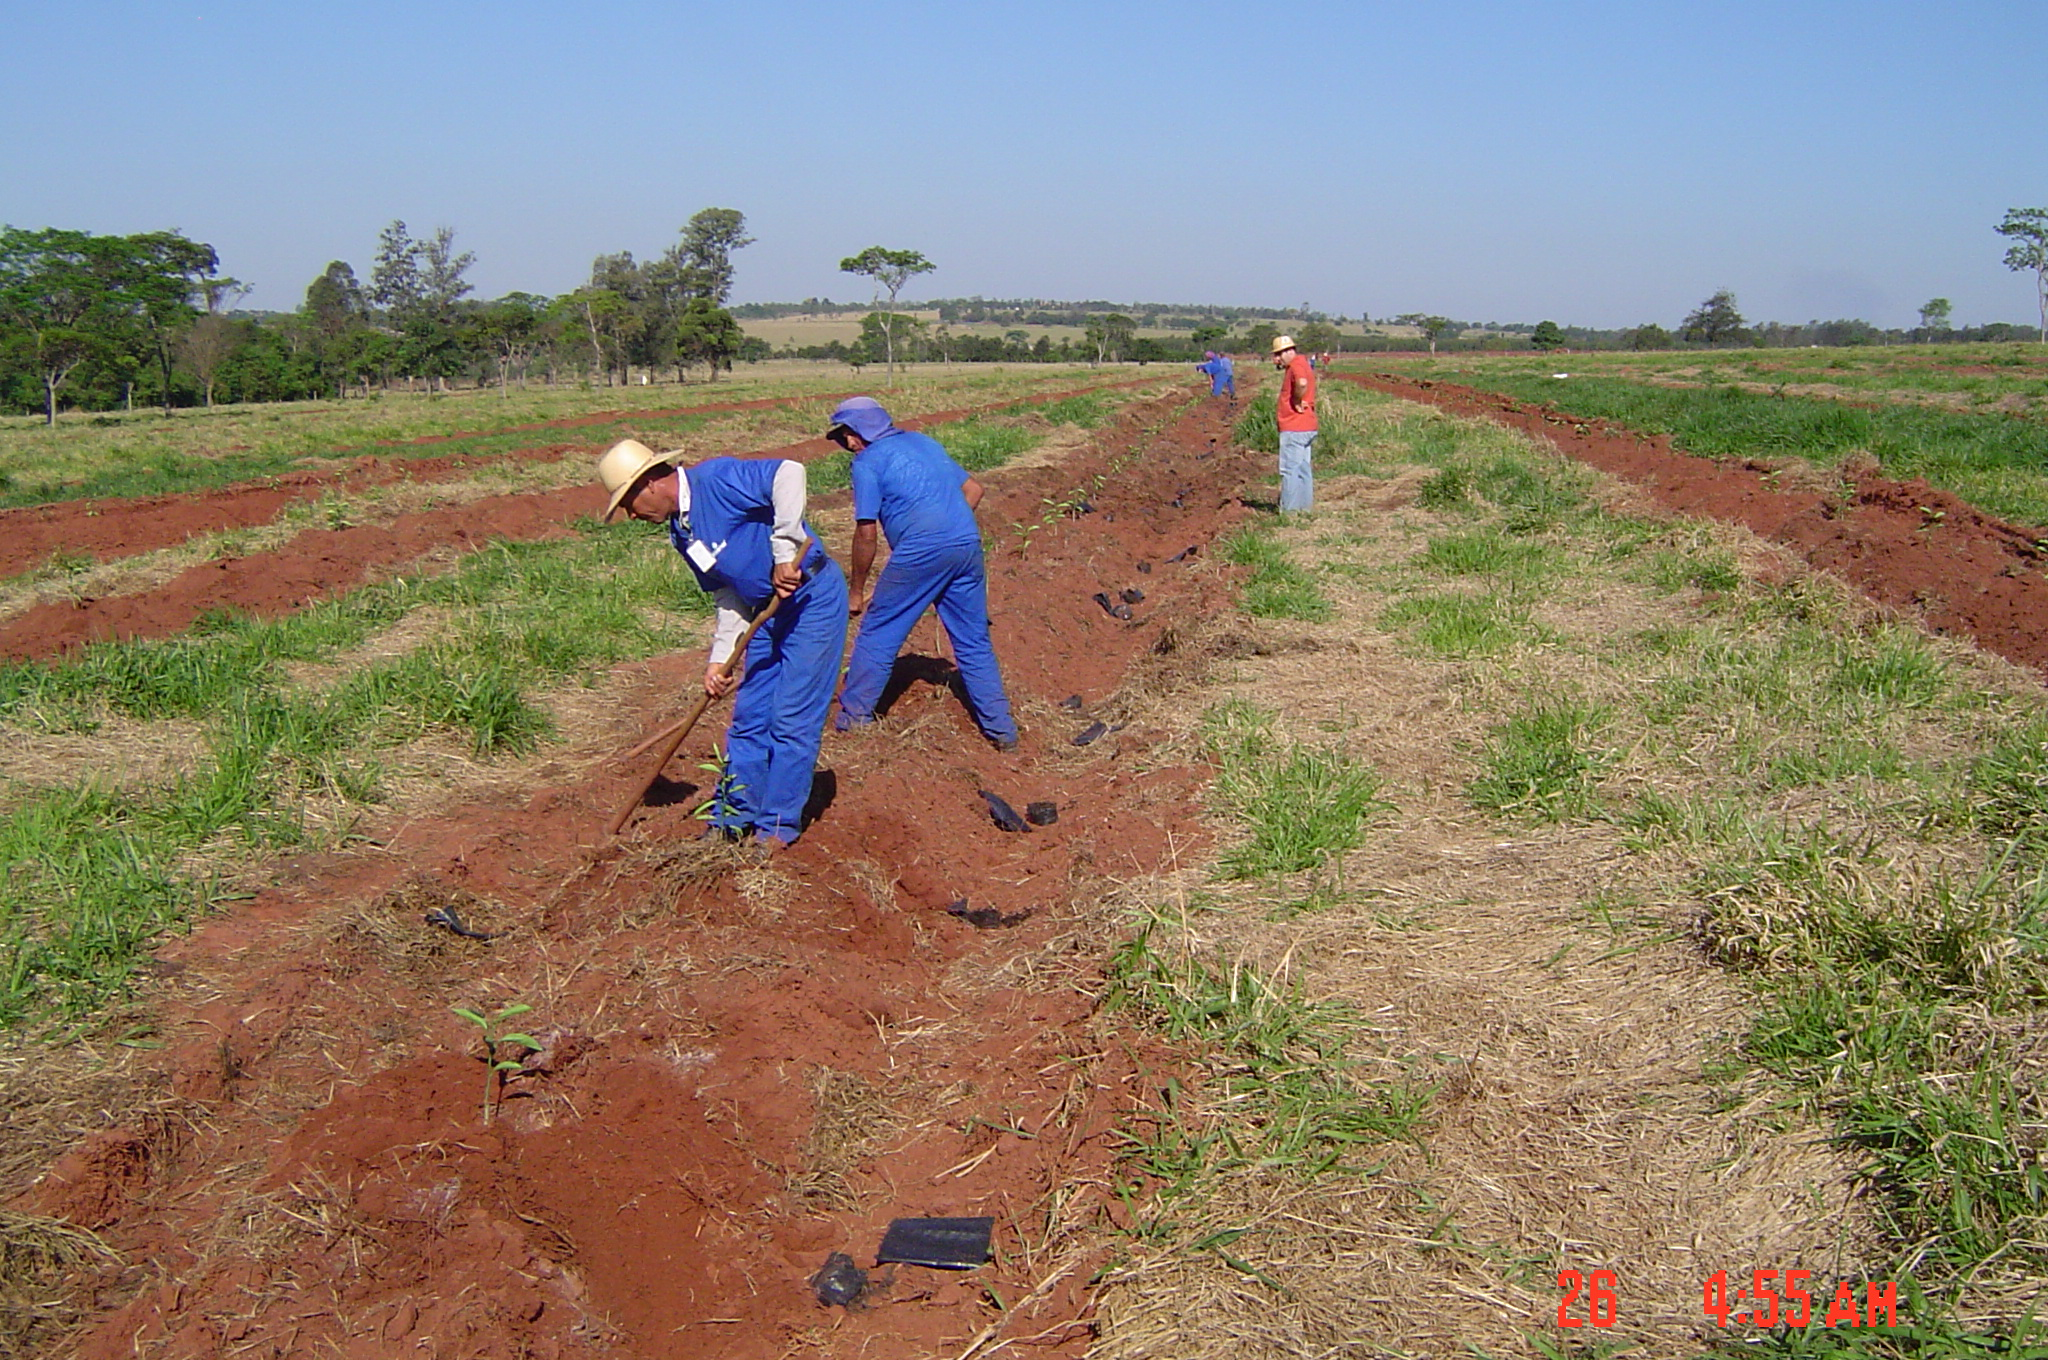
[{"x1": 686, "y1": 539, "x2": 722, "y2": 572}]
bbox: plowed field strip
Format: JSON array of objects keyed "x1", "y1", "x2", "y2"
[
  {"x1": 1336, "y1": 370, "x2": 2048, "y2": 679},
  {"x1": 0, "y1": 379, "x2": 1166, "y2": 663},
  {"x1": 0, "y1": 376, "x2": 1155, "y2": 581},
  {"x1": 31, "y1": 387, "x2": 1259, "y2": 1360}
]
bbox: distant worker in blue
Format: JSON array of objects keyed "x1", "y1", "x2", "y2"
[
  {"x1": 597, "y1": 438, "x2": 850, "y2": 847},
  {"x1": 828, "y1": 397, "x2": 1020, "y2": 752},
  {"x1": 1196, "y1": 349, "x2": 1235, "y2": 401}
]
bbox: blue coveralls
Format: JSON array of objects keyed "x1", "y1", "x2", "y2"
[
  {"x1": 835, "y1": 428, "x2": 1017, "y2": 745},
  {"x1": 1197, "y1": 355, "x2": 1235, "y2": 397},
  {"x1": 673, "y1": 457, "x2": 849, "y2": 845}
]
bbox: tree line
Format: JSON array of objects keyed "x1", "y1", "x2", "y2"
[{"x1": 0, "y1": 209, "x2": 767, "y2": 423}]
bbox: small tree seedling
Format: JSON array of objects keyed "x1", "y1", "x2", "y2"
[
  {"x1": 695, "y1": 741, "x2": 746, "y2": 825},
  {"x1": 452, "y1": 1002, "x2": 541, "y2": 1124}
]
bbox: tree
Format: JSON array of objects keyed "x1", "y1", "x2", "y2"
[
  {"x1": 1243, "y1": 321, "x2": 1280, "y2": 356},
  {"x1": 0, "y1": 226, "x2": 217, "y2": 423},
  {"x1": 177, "y1": 276, "x2": 252, "y2": 407},
  {"x1": 1626, "y1": 323, "x2": 1672, "y2": 351},
  {"x1": 1529, "y1": 320, "x2": 1567, "y2": 352},
  {"x1": 1995, "y1": 207, "x2": 2048, "y2": 342},
  {"x1": 675, "y1": 298, "x2": 745, "y2": 381},
  {"x1": 369, "y1": 221, "x2": 476, "y2": 386},
  {"x1": 838, "y1": 246, "x2": 935, "y2": 380},
  {"x1": 369, "y1": 221, "x2": 424, "y2": 317},
  {"x1": 1295, "y1": 319, "x2": 1342, "y2": 355},
  {"x1": 673, "y1": 208, "x2": 753, "y2": 307},
  {"x1": 0, "y1": 228, "x2": 109, "y2": 423},
  {"x1": 1681, "y1": 289, "x2": 1748, "y2": 346},
  {"x1": 305, "y1": 261, "x2": 365, "y2": 337},
  {"x1": 1417, "y1": 316, "x2": 1457, "y2": 353},
  {"x1": 476, "y1": 292, "x2": 548, "y2": 394},
  {"x1": 302, "y1": 261, "x2": 370, "y2": 397},
  {"x1": 123, "y1": 231, "x2": 222, "y2": 410},
  {"x1": 1917, "y1": 297, "x2": 1952, "y2": 340}
]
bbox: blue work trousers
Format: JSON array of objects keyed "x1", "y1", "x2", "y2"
[
  {"x1": 713, "y1": 559, "x2": 849, "y2": 844},
  {"x1": 837, "y1": 539, "x2": 1016, "y2": 744},
  {"x1": 1279, "y1": 429, "x2": 1317, "y2": 513}
]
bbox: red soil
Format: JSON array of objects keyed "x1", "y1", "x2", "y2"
[
  {"x1": 29, "y1": 364, "x2": 2048, "y2": 1357},
  {"x1": 0, "y1": 379, "x2": 1155, "y2": 662},
  {"x1": 22, "y1": 387, "x2": 1261, "y2": 1360},
  {"x1": 1338, "y1": 371, "x2": 2048, "y2": 679},
  {"x1": 0, "y1": 378, "x2": 1151, "y2": 588}
]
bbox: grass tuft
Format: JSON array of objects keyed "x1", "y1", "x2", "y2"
[
  {"x1": 1466, "y1": 700, "x2": 1611, "y2": 821},
  {"x1": 1203, "y1": 700, "x2": 1389, "y2": 877}
]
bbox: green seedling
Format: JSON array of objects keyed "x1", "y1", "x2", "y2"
[
  {"x1": 694, "y1": 741, "x2": 745, "y2": 824},
  {"x1": 451, "y1": 1002, "x2": 541, "y2": 1124}
]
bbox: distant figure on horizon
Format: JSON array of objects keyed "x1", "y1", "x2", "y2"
[
  {"x1": 1270, "y1": 334, "x2": 1317, "y2": 513},
  {"x1": 1195, "y1": 350, "x2": 1235, "y2": 401}
]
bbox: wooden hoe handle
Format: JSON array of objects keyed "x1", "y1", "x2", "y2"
[{"x1": 606, "y1": 591, "x2": 788, "y2": 837}]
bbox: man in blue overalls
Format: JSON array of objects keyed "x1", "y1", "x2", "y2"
[
  {"x1": 598, "y1": 438, "x2": 850, "y2": 846},
  {"x1": 827, "y1": 398, "x2": 1018, "y2": 752},
  {"x1": 1195, "y1": 349, "x2": 1235, "y2": 401}
]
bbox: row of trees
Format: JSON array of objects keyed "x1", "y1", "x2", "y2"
[
  {"x1": 0, "y1": 227, "x2": 232, "y2": 423},
  {"x1": 0, "y1": 210, "x2": 769, "y2": 420}
]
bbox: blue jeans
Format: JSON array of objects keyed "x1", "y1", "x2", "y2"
[
  {"x1": 713, "y1": 559, "x2": 849, "y2": 844},
  {"x1": 837, "y1": 538, "x2": 1016, "y2": 744},
  {"x1": 1279, "y1": 429, "x2": 1317, "y2": 512}
]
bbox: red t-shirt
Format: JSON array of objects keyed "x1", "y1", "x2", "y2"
[{"x1": 1277, "y1": 354, "x2": 1317, "y2": 431}]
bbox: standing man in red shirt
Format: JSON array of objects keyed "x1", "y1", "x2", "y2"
[{"x1": 1270, "y1": 334, "x2": 1317, "y2": 512}]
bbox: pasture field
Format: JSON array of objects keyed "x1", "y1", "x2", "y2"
[
  {"x1": 3, "y1": 360, "x2": 2047, "y2": 1358},
  {"x1": 0, "y1": 362, "x2": 1113, "y2": 510},
  {"x1": 1361, "y1": 345, "x2": 2048, "y2": 525}
]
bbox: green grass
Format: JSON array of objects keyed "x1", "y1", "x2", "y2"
[
  {"x1": 1107, "y1": 909, "x2": 1433, "y2": 1201},
  {"x1": 1380, "y1": 590, "x2": 1528, "y2": 657},
  {"x1": 1203, "y1": 699, "x2": 1389, "y2": 878},
  {"x1": 1466, "y1": 700, "x2": 1611, "y2": 821},
  {"x1": 1028, "y1": 392, "x2": 1113, "y2": 427},
  {"x1": 1221, "y1": 524, "x2": 1332, "y2": 621},
  {"x1": 0, "y1": 365, "x2": 1125, "y2": 514},
  {"x1": 1419, "y1": 528, "x2": 1559, "y2": 579},
  {"x1": 1365, "y1": 351, "x2": 2048, "y2": 527},
  {"x1": 0, "y1": 519, "x2": 714, "y2": 1030}
]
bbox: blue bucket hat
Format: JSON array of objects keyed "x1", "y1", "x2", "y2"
[{"x1": 827, "y1": 396, "x2": 896, "y2": 443}]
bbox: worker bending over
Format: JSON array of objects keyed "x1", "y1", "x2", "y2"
[
  {"x1": 828, "y1": 397, "x2": 1019, "y2": 752},
  {"x1": 1196, "y1": 349, "x2": 1235, "y2": 400},
  {"x1": 597, "y1": 439, "x2": 849, "y2": 846}
]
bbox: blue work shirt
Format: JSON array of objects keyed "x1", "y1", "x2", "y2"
[
  {"x1": 849, "y1": 430, "x2": 979, "y2": 551},
  {"x1": 1198, "y1": 356, "x2": 1233, "y2": 387},
  {"x1": 673, "y1": 456, "x2": 824, "y2": 608}
]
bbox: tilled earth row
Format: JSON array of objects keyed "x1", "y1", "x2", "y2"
[
  {"x1": 21, "y1": 384, "x2": 1262, "y2": 1360},
  {"x1": 1338, "y1": 370, "x2": 2048, "y2": 679},
  {"x1": 0, "y1": 377, "x2": 1155, "y2": 660}
]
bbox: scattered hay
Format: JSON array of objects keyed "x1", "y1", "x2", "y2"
[
  {"x1": 0, "y1": 716, "x2": 210, "y2": 799},
  {"x1": 609, "y1": 837, "x2": 737, "y2": 925},
  {"x1": 734, "y1": 859, "x2": 797, "y2": 917},
  {"x1": 330, "y1": 878, "x2": 511, "y2": 979},
  {"x1": 0, "y1": 1043, "x2": 181, "y2": 1203},
  {"x1": 788, "y1": 1069, "x2": 901, "y2": 1211},
  {"x1": 0, "y1": 1208, "x2": 120, "y2": 1359}
]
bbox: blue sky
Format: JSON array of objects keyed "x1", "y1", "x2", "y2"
[{"x1": 4, "y1": 1, "x2": 2040, "y2": 329}]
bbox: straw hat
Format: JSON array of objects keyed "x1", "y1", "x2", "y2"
[
  {"x1": 596, "y1": 439, "x2": 675, "y2": 522},
  {"x1": 1270, "y1": 334, "x2": 1297, "y2": 354}
]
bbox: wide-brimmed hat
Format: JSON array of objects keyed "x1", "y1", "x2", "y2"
[
  {"x1": 596, "y1": 438, "x2": 676, "y2": 522},
  {"x1": 1270, "y1": 334, "x2": 1298, "y2": 354}
]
